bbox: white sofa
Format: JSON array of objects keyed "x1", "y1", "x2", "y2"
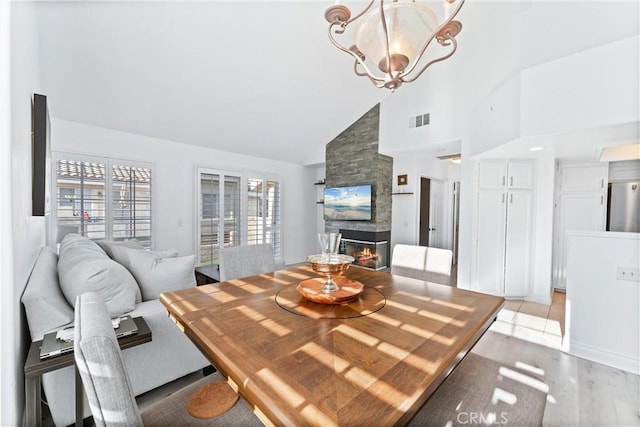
[{"x1": 21, "y1": 234, "x2": 209, "y2": 426}]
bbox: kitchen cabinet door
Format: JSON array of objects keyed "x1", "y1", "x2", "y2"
[
  {"x1": 560, "y1": 165, "x2": 607, "y2": 192},
  {"x1": 504, "y1": 191, "x2": 533, "y2": 296},
  {"x1": 475, "y1": 189, "x2": 506, "y2": 294},
  {"x1": 478, "y1": 161, "x2": 507, "y2": 189},
  {"x1": 507, "y1": 161, "x2": 534, "y2": 189}
]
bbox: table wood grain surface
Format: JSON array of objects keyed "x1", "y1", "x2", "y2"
[{"x1": 160, "y1": 265, "x2": 504, "y2": 426}]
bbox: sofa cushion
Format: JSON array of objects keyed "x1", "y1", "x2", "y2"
[
  {"x1": 58, "y1": 234, "x2": 139, "y2": 316},
  {"x1": 127, "y1": 251, "x2": 196, "y2": 301},
  {"x1": 21, "y1": 247, "x2": 74, "y2": 340}
]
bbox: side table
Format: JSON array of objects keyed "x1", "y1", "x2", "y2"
[
  {"x1": 24, "y1": 316, "x2": 152, "y2": 427},
  {"x1": 195, "y1": 264, "x2": 220, "y2": 285}
]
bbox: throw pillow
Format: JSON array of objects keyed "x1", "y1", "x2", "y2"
[
  {"x1": 96, "y1": 239, "x2": 145, "y2": 259},
  {"x1": 108, "y1": 245, "x2": 179, "y2": 271},
  {"x1": 127, "y1": 251, "x2": 196, "y2": 301},
  {"x1": 58, "y1": 234, "x2": 139, "y2": 317}
]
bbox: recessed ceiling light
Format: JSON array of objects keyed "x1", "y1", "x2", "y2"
[{"x1": 529, "y1": 146, "x2": 545, "y2": 151}]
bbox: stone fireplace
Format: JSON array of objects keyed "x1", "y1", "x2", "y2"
[{"x1": 324, "y1": 104, "x2": 392, "y2": 255}]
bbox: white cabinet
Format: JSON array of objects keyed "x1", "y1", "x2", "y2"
[
  {"x1": 475, "y1": 189, "x2": 507, "y2": 294},
  {"x1": 560, "y1": 164, "x2": 607, "y2": 192},
  {"x1": 553, "y1": 164, "x2": 607, "y2": 290},
  {"x1": 507, "y1": 160, "x2": 535, "y2": 189},
  {"x1": 478, "y1": 161, "x2": 507, "y2": 189},
  {"x1": 504, "y1": 191, "x2": 533, "y2": 296},
  {"x1": 474, "y1": 160, "x2": 534, "y2": 296}
]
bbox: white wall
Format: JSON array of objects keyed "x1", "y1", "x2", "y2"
[
  {"x1": 521, "y1": 36, "x2": 639, "y2": 137},
  {"x1": 51, "y1": 119, "x2": 318, "y2": 264},
  {"x1": 565, "y1": 231, "x2": 639, "y2": 374},
  {"x1": 3, "y1": 3, "x2": 47, "y2": 425}
]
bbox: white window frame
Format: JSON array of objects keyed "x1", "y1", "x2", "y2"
[
  {"x1": 195, "y1": 167, "x2": 283, "y2": 265},
  {"x1": 195, "y1": 167, "x2": 243, "y2": 265},
  {"x1": 246, "y1": 175, "x2": 282, "y2": 257},
  {"x1": 51, "y1": 152, "x2": 154, "y2": 248}
]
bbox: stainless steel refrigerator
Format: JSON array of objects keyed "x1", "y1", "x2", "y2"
[{"x1": 607, "y1": 182, "x2": 640, "y2": 232}]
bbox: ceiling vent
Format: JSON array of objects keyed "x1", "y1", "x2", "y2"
[{"x1": 409, "y1": 113, "x2": 430, "y2": 129}]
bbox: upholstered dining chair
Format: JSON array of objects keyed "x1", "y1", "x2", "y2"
[
  {"x1": 390, "y1": 244, "x2": 454, "y2": 286},
  {"x1": 73, "y1": 292, "x2": 261, "y2": 427},
  {"x1": 218, "y1": 244, "x2": 279, "y2": 282}
]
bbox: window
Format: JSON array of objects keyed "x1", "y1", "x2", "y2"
[
  {"x1": 54, "y1": 156, "x2": 152, "y2": 247},
  {"x1": 197, "y1": 170, "x2": 241, "y2": 265},
  {"x1": 197, "y1": 170, "x2": 282, "y2": 265},
  {"x1": 247, "y1": 177, "x2": 281, "y2": 257}
]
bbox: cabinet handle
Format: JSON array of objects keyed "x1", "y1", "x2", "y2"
[
  {"x1": 510, "y1": 176, "x2": 513, "y2": 186},
  {"x1": 601, "y1": 178, "x2": 604, "y2": 189},
  {"x1": 502, "y1": 176, "x2": 505, "y2": 186},
  {"x1": 510, "y1": 193, "x2": 513, "y2": 203},
  {"x1": 501, "y1": 194, "x2": 505, "y2": 203},
  {"x1": 601, "y1": 195, "x2": 604, "y2": 205}
]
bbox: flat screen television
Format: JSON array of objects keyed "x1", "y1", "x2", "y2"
[{"x1": 324, "y1": 184, "x2": 372, "y2": 221}]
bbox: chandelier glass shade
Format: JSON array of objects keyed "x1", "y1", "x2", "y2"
[{"x1": 325, "y1": 0, "x2": 465, "y2": 91}]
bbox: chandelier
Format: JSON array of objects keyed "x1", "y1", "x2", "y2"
[{"x1": 325, "y1": 0, "x2": 465, "y2": 91}]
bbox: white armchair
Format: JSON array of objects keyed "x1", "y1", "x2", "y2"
[{"x1": 390, "y1": 244, "x2": 454, "y2": 286}]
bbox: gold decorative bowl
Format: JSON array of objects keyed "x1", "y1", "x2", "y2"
[{"x1": 306, "y1": 254, "x2": 355, "y2": 294}]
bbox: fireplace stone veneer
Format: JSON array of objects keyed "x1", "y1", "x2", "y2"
[{"x1": 339, "y1": 229, "x2": 391, "y2": 271}]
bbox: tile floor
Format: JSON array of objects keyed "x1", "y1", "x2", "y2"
[{"x1": 492, "y1": 292, "x2": 566, "y2": 349}]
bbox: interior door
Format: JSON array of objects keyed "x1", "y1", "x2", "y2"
[
  {"x1": 428, "y1": 180, "x2": 444, "y2": 248},
  {"x1": 419, "y1": 178, "x2": 430, "y2": 246}
]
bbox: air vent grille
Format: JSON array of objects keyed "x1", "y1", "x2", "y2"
[{"x1": 409, "y1": 113, "x2": 430, "y2": 129}]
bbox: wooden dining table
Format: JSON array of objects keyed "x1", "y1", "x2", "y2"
[{"x1": 160, "y1": 264, "x2": 504, "y2": 426}]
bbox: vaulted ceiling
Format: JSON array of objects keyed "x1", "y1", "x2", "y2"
[
  {"x1": 34, "y1": 1, "x2": 387, "y2": 165},
  {"x1": 31, "y1": 1, "x2": 639, "y2": 165}
]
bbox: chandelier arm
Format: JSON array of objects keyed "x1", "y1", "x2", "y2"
[
  {"x1": 354, "y1": 61, "x2": 385, "y2": 84},
  {"x1": 403, "y1": 37, "x2": 458, "y2": 83},
  {"x1": 402, "y1": 0, "x2": 465, "y2": 77},
  {"x1": 379, "y1": 0, "x2": 393, "y2": 80},
  {"x1": 327, "y1": 24, "x2": 353, "y2": 55}
]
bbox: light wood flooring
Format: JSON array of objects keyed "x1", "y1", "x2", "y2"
[{"x1": 472, "y1": 291, "x2": 640, "y2": 426}]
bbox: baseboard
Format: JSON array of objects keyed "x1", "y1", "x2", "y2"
[{"x1": 568, "y1": 340, "x2": 639, "y2": 374}]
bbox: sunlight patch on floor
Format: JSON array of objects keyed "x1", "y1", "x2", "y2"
[{"x1": 489, "y1": 295, "x2": 565, "y2": 350}]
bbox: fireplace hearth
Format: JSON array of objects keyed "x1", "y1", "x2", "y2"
[{"x1": 339, "y1": 230, "x2": 390, "y2": 271}]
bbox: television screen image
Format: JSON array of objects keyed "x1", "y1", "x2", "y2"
[{"x1": 324, "y1": 184, "x2": 372, "y2": 221}]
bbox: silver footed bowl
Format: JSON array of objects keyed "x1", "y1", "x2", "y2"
[{"x1": 306, "y1": 254, "x2": 355, "y2": 293}]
